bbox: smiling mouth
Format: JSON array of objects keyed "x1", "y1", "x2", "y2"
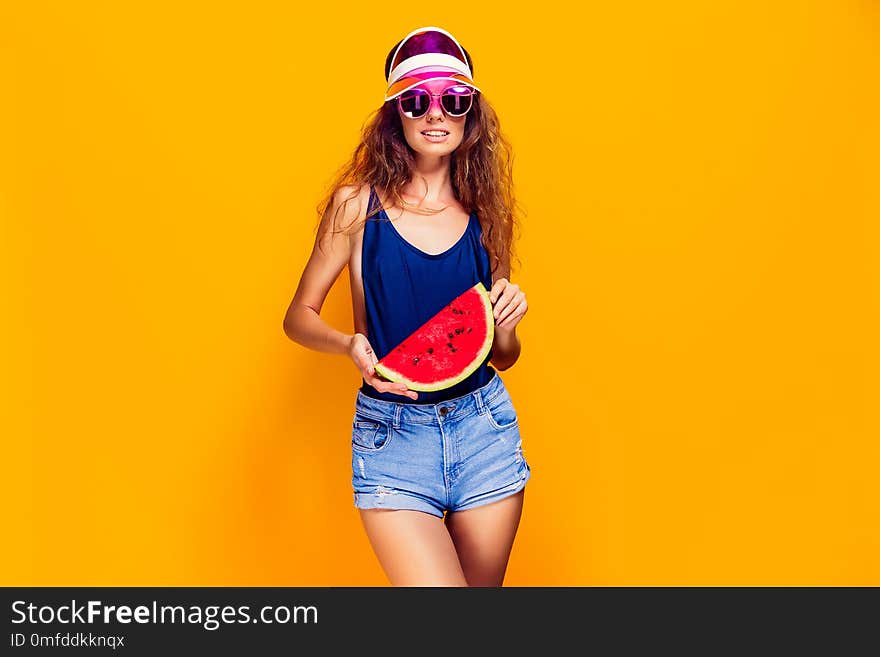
[{"x1": 421, "y1": 130, "x2": 450, "y2": 136}]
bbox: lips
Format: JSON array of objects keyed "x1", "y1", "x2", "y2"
[
  {"x1": 421, "y1": 130, "x2": 449, "y2": 135},
  {"x1": 421, "y1": 131, "x2": 450, "y2": 143}
]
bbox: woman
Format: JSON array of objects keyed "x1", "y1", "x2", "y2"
[{"x1": 283, "y1": 26, "x2": 531, "y2": 586}]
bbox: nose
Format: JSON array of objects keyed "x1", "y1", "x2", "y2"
[{"x1": 426, "y1": 95, "x2": 444, "y2": 119}]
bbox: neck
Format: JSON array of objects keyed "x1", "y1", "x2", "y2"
[{"x1": 406, "y1": 155, "x2": 453, "y2": 205}]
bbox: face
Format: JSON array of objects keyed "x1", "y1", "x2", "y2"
[{"x1": 396, "y1": 78, "x2": 471, "y2": 157}]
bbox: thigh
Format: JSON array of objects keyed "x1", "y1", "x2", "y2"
[
  {"x1": 358, "y1": 509, "x2": 468, "y2": 586},
  {"x1": 444, "y1": 488, "x2": 525, "y2": 587}
]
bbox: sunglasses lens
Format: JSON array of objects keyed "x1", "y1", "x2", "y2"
[
  {"x1": 398, "y1": 85, "x2": 476, "y2": 118},
  {"x1": 442, "y1": 85, "x2": 474, "y2": 116},
  {"x1": 399, "y1": 89, "x2": 430, "y2": 118}
]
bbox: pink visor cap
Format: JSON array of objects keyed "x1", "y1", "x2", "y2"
[{"x1": 384, "y1": 26, "x2": 481, "y2": 102}]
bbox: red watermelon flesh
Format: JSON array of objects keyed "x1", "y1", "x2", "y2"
[{"x1": 373, "y1": 282, "x2": 495, "y2": 391}]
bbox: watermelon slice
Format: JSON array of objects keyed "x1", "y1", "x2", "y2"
[{"x1": 373, "y1": 282, "x2": 495, "y2": 392}]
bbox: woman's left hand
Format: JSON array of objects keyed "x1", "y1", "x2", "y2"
[{"x1": 489, "y1": 278, "x2": 528, "y2": 331}]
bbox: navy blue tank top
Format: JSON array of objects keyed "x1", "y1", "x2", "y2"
[{"x1": 359, "y1": 184, "x2": 496, "y2": 403}]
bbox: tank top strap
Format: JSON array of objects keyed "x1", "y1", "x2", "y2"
[{"x1": 367, "y1": 183, "x2": 381, "y2": 217}]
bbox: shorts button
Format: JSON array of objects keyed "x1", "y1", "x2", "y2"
[{"x1": 439, "y1": 406, "x2": 448, "y2": 416}]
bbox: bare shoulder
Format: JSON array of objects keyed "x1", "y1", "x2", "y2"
[
  {"x1": 325, "y1": 183, "x2": 372, "y2": 233},
  {"x1": 329, "y1": 184, "x2": 371, "y2": 269},
  {"x1": 314, "y1": 182, "x2": 372, "y2": 259}
]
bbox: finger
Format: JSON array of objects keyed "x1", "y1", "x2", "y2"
[
  {"x1": 502, "y1": 297, "x2": 527, "y2": 327},
  {"x1": 384, "y1": 384, "x2": 418, "y2": 400},
  {"x1": 387, "y1": 382, "x2": 417, "y2": 400},
  {"x1": 490, "y1": 278, "x2": 507, "y2": 304},
  {"x1": 367, "y1": 372, "x2": 389, "y2": 385},
  {"x1": 358, "y1": 342, "x2": 376, "y2": 372},
  {"x1": 493, "y1": 288, "x2": 516, "y2": 320},
  {"x1": 497, "y1": 311, "x2": 519, "y2": 328},
  {"x1": 496, "y1": 295, "x2": 522, "y2": 325},
  {"x1": 368, "y1": 374, "x2": 417, "y2": 399}
]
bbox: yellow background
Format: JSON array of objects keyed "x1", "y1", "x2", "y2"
[{"x1": 2, "y1": 2, "x2": 878, "y2": 585}]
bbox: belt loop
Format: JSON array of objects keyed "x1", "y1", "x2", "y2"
[
  {"x1": 393, "y1": 402, "x2": 402, "y2": 429},
  {"x1": 474, "y1": 387, "x2": 486, "y2": 415}
]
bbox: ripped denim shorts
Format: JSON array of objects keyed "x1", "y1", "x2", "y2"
[{"x1": 350, "y1": 370, "x2": 531, "y2": 518}]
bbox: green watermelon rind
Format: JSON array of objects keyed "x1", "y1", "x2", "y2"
[{"x1": 373, "y1": 282, "x2": 495, "y2": 392}]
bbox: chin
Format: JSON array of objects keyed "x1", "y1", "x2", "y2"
[{"x1": 415, "y1": 146, "x2": 457, "y2": 156}]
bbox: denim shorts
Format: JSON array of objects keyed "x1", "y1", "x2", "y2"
[{"x1": 350, "y1": 370, "x2": 532, "y2": 519}]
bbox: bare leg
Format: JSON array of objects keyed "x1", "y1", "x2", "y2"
[
  {"x1": 358, "y1": 509, "x2": 468, "y2": 586},
  {"x1": 444, "y1": 488, "x2": 525, "y2": 587}
]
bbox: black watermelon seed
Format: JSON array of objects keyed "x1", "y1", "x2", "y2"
[
  {"x1": 447, "y1": 332, "x2": 454, "y2": 339},
  {"x1": 451, "y1": 347, "x2": 457, "y2": 352},
  {"x1": 412, "y1": 357, "x2": 419, "y2": 365},
  {"x1": 447, "y1": 342, "x2": 453, "y2": 348},
  {"x1": 427, "y1": 347, "x2": 433, "y2": 354}
]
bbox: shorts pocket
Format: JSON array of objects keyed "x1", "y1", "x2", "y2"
[
  {"x1": 484, "y1": 392, "x2": 519, "y2": 431},
  {"x1": 351, "y1": 412, "x2": 394, "y2": 452}
]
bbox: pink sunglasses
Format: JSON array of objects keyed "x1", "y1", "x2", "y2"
[{"x1": 395, "y1": 84, "x2": 477, "y2": 119}]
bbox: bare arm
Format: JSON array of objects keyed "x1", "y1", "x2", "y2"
[
  {"x1": 282, "y1": 185, "x2": 363, "y2": 354},
  {"x1": 282, "y1": 184, "x2": 418, "y2": 400},
  {"x1": 491, "y1": 325, "x2": 521, "y2": 371},
  {"x1": 489, "y1": 252, "x2": 524, "y2": 371}
]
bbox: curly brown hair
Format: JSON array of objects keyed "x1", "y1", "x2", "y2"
[{"x1": 312, "y1": 41, "x2": 523, "y2": 281}]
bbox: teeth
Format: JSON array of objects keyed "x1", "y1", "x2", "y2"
[{"x1": 422, "y1": 131, "x2": 448, "y2": 136}]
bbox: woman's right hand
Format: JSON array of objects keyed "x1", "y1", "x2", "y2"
[{"x1": 349, "y1": 333, "x2": 418, "y2": 400}]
